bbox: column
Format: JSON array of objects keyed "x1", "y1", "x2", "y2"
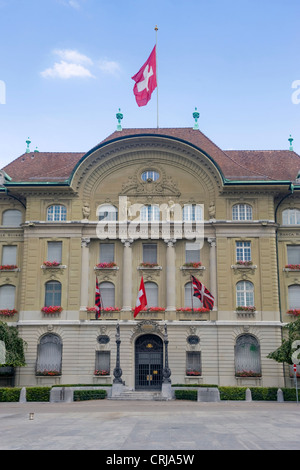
[
  {"x1": 164, "y1": 239, "x2": 176, "y2": 311},
  {"x1": 121, "y1": 239, "x2": 133, "y2": 311},
  {"x1": 80, "y1": 237, "x2": 90, "y2": 309},
  {"x1": 208, "y1": 237, "x2": 217, "y2": 310}
]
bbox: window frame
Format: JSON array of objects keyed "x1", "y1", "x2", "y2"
[
  {"x1": 232, "y1": 204, "x2": 253, "y2": 221},
  {"x1": 236, "y1": 280, "x2": 254, "y2": 307},
  {"x1": 2, "y1": 209, "x2": 22, "y2": 227},
  {"x1": 45, "y1": 280, "x2": 62, "y2": 307},
  {"x1": 282, "y1": 209, "x2": 300, "y2": 225},
  {"x1": 47, "y1": 205, "x2": 67, "y2": 222},
  {"x1": 0, "y1": 284, "x2": 16, "y2": 310},
  {"x1": 236, "y1": 241, "x2": 251, "y2": 262}
]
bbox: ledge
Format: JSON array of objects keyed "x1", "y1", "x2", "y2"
[
  {"x1": 180, "y1": 266, "x2": 206, "y2": 271},
  {"x1": 94, "y1": 266, "x2": 119, "y2": 271},
  {"x1": 235, "y1": 310, "x2": 257, "y2": 317},
  {"x1": 41, "y1": 264, "x2": 67, "y2": 269},
  {"x1": 231, "y1": 264, "x2": 257, "y2": 270},
  {"x1": 137, "y1": 266, "x2": 162, "y2": 270}
]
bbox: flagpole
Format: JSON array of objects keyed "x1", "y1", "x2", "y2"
[
  {"x1": 155, "y1": 25, "x2": 159, "y2": 128},
  {"x1": 190, "y1": 275, "x2": 194, "y2": 312}
]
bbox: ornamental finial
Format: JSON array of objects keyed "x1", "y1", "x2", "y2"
[
  {"x1": 288, "y1": 134, "x2": 294, "y2": 151},
  {"x1": 193, "y1": 107, "x2": 200, "y2": 130},
  {"x1": 116, "y1": 108, "x2": 123, "y2": 131}
]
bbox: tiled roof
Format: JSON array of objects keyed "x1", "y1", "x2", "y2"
[{"x1": 2, "y1": 128, "x2": 300, "y2": 183}]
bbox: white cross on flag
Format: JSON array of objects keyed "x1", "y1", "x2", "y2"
[
  {"x1": 132, "y1": 46, "x2": 157, "y2": 107},
  {"x1": 134, "y1": 276, "x2": 148, "y2": 318}
]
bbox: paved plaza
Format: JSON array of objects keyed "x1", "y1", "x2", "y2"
[{"x1": 0, "y1": 399, "x2": 300, "y2": 451}]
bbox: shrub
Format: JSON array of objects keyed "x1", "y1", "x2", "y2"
[
  {"x1": 74, "y1": 389, "x2": 107, "y2": 401},
  {"x1": 26, "y1": 387, "x2": 51, "y2": 402},
  {"x1": 219, "y1": 386, "x2": 247, "y2": 400},
  {"x1": 0, "y1": 387, "x2": 21, "y2": 402},
  {"x1": 174, "y1": 389, "x2": 197, "y2": 401},
  {"x1": 249, "y1": 387, "x2": 278, "y2": 401}
]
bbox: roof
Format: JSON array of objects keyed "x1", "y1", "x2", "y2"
[{"x1": 2, "y1": 127, "x2": 300, "y2": 184}]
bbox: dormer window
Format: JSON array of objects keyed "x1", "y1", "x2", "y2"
[{"x1": 47, "y1": 205, "x2": 67, "y2": 222}]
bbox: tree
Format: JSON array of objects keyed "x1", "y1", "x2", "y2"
[
  {"x1": 0, "y1": 321, "x2": 26, "y2": 367},
  {"x1": 268, "y1": 317, "x2": 300, "y2": 365}
]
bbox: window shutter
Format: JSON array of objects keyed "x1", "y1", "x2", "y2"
[
  {"x1": 100, "y1": 243, "x2": 114, "y2": 263},
  {"x1": 288, "y1": 285, "x2": 300, "y2": 309},
  {"x1": 185, "y1": 242, "x2": 200, "y2": 263},
  {"x1": 0, "y1": 285, "x2": 16, "y2": 310},
  {"x1": 100, "y1": 282, "x2": 115, "y2": 308},
  {"x1": 47, "y1": 242, "x2": 62, "y2": 263},
  {"x1": 145, "y1": 282, "x2": 158, "y2": 307},
  {"x1": 2, "y1": 246, "x2": 17, "y2": 265},
  {"x1": 287, "y1": 246, "x2": 300, "y2": 265},
  {"x1": 2, "y1": 210, "x2": 22, "y2": 227},
  {"x1": 143, "y1": 244, "x2": 157, "y2": 264}
]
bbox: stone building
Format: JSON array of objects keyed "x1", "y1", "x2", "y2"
[{"x1": 0, "y1": 122, "x2": 299, "y2": 390}]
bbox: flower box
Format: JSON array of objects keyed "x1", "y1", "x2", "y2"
[
  {"x1": 235, "y1": 370, "x2": 261, "y2": 378},
  {"x1": 36, "y1": 370, "x2": 61, "y2": 376},
  {"x1": 183, "y1": 262, "x2": 202, "y2": 268},
  {"x1": 236, "y1": 306, "x2": 256, "y2": 313},
  {"x1": 177, "y1": 307, "x2": 210, "y2": 312},
  {"x1": 95, "y1": 262, "x2": 118, "y2": 269},
  {"x1": 236, "y1": 260, "x2": 253, "y2": 266},
  {"x1": 0, "y1": 309, "x2": 17, "y2": 317},
  {"x1": 94, "y1": 370, "x2": 110, "y2": 376},
  {"x1": 142, "y1": 307, "x2": 165, "y2": 312},
  {"x1": 186, "y1": 370, "x2": 201, "y2": 376},
  {"x1": 285, "y1": 264, "x2": 300, "y2": 270},
  {"x1": 43, "y1": 261, "x2": 61, "y2": 267},
  {"x1": 41, "y1": 306, "x2": 63, "y2": 314},
  {"x1": 0, "y1": 265, "x2": 18, "y2": 270},
  {"x1": 287, "y1": 309, "x2": 300, "y2": 316},
  {"x1": 87, "y1": 307, "x2": 120, "y2": 312},
  {"x1": 139, "y1": 262, "x2": 159, "y2": 268}
]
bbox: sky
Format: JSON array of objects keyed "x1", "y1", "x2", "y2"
[{"x1": 0, "y1": 0, "x2": 300, "y2": 168}]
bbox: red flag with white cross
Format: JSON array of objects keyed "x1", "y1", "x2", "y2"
[
  {"x1": 134, "y1": 276, "x2": 148, "y2": 317},
  {"x1": 132, "y1": 46, "x2": 157, "y2": 107}
]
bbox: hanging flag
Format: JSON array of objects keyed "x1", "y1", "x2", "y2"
[
  {"x1": 131, "y1": 45, "x2": 157, "y2": 107},
  {"x1": 95, "y1": 277, "x2": 102, "y2": 319},
  {"x1": 134, "y1": 276, "x2": 148, "y2": 318},
  {"x1": 191, "y1": 275, "x2": 214, "y2": 310}
]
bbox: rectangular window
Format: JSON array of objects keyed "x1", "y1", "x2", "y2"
[
  {"x1": 186, "y1": 351, "x2": 201, "y2": 376},
  {"x1": 100, "y1": 243, "x2": 115, "y2": 263},
  {"x1": 47, "y1": 242, "x2": 62, "y2": 263},
  {"x1": 236, "y1": 241, "x2": 251, "y2": 262},
  {"x1": 95, "y1": 351, "x2": 110, "y2": 375},
  {"x1": 45, "y1": 282, "x2": 61, "y2": 307},
  {"x1": 143, "y1": 244, "x2": 157, "y2": 264},
  {"x1": 2, "y1": 245, "x2": 17, "y2": 265},
  {"x1": 185, "y1": 242, "x2": 200, "y2": 263},
  {"x1": 287, "y1": 245, "x2": 300, "y2": 265}
]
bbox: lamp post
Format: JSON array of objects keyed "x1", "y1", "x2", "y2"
[
  {"x1": 113, "y1": 323, "x2": 123, "y2": 384},
  {"x1": 162, "y1": 323, "x2": 171, "y2": 384}
]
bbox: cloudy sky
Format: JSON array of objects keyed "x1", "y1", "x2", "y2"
[{"x1": 0, "y1": 0, "x2": 300, "y2": 168}]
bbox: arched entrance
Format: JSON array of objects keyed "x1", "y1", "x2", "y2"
[{"x1": 135, "y1": 334, "x2": 163, "y2": 390}]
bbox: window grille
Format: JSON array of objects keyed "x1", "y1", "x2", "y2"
[
  {"x1": 235, "y1": 334, "x2": 261, "y2": 375},
  {"x1": 186, "y1": 351, "x2": 201, "y2": 375},
  {"x1": 36, "y1": 334, "x2": 62, "y2": 374}
]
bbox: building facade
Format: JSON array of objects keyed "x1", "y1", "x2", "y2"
[{"x1": 0, "y1": 125, "x2": 299, "y2": 389}]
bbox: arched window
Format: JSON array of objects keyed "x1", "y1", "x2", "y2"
[
  {"x1": 184, "y1": 282, "x2": 202, "y2": 308},
  {"x1": 140, "y1": 205, "x2": 160, "y2": 222},
  {"x1": 36, "y1": 333, "x2": 62, "y2": 375},
  {"x1": 100, "y1": 281, "x2": 115, "y2": 308},
  {"x1": 0, "y1": 285, "x2": 16, "y2": 310},
  {"x1": 282, "y1": 209, "x2": 300, "y2": 225},
  {"x1": 45, "y1": 281, "x2": 61, "y2": 307},
  {"x1": 182, "y1": 204, "x2": 203, "y2": 222},
  {"x1": 2, "y1": 209, "x2": 22, "y2": 226},
  {"x1": 232, "y1": 204, "x2": 252, "y2": 221},
  {"x1": 144, "y1": 281, "x2": 158, "y2": 308},
  {"x1": 236, "y1": 281, "x2": 254, "y2": 307},
  {"x1": 97, "y1": 204, "x2": 118, "y2": 221},
  {"x1": 47, "y1": 205, "x2": 67, "y2": 222},
  {"x1": 288, "y1": 285, "x2": 300, "y2": 309},
  {"x1": 235, "y1": 334, "x2": 261, "y2": 376}
]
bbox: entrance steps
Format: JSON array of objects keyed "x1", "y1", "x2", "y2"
[{"x1": 109, "y1": 390, "x2": 169, "y2": 401}]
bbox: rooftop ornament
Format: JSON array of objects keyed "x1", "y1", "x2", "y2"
[
  {"x1": 25, "y1": 137, "x2": 31, "y2": 153},
  {"x1": 289, "y1": 134, "x2": 294, "y2": 151},
  {"x1": 193, "y1": 107, "x2": 200, "y2": 130},
  {"x1": 116, "y1": 108, "x2": 123, "y2": 131}
]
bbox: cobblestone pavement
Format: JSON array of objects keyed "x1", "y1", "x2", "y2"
[{"x1": 0, "y1": 400, "x2": 299, "y2": 451}]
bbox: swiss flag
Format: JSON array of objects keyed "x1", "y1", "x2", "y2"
[
  {"x1": 132, "y1": 46, "x2": 157, "y2": 107},
  {"x1": 134, "y1": 276, "x2": 148, "y2": 318}
]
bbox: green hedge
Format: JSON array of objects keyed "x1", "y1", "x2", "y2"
[
  {"x1": 0, "y1": 387, "x2": 21, "y2": 402},
  {"x1": 26, "y1": 387, "x2": 51, "y2": 402},
  {"x1": 73, "y1": 389, "x2": 107, "y2": 401},
  {"x1": 174, "y1": 389, "x2": 197, "y2": 401}
]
